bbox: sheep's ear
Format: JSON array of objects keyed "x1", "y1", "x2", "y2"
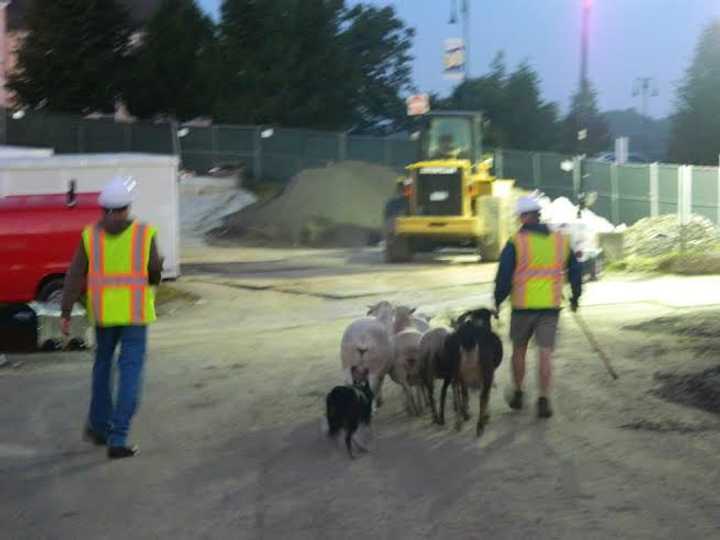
[{"x1": 410, "y1": 307, "x2": 417, "y2": 314}]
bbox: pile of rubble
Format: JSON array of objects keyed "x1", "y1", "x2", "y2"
[
  {"x1": 622, "y1": 215, "x2": 720, "y2": 257},
  {"x1": 221, "y1": 161, "x2": 398, "y2": 246}
]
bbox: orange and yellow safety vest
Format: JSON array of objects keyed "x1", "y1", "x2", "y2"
[
  {"x1": 82, "y1": 221, "x2": 157, "y2": 327},
  {"x1": 511, "y1": 230, "x2": 570, "y2": 310}
]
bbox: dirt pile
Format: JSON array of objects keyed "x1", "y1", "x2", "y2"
[
  {"x1": 219, "y1": 161, "x2": 398, "y2": 246},
  {"x1": 654, "y1": 367, "x2": 720, "y2": 415},
  {"x1": 623, "y1": 215, "x2": 720, "y2": 257}
]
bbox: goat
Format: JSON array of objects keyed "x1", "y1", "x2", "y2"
[
  {"x1": 447, "y1": 308, "x2": 503, "y2": 436},
  {"x1": 340, "y1": 301, "x2": 394, "y2": 408}
]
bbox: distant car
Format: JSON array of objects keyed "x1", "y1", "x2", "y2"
[{"x1": 593, "y1": 152, "x2": 649, "y2": 164}]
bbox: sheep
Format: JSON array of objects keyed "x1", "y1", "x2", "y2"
[
  {"x1": 417, "y1": 326, "x2": 455, "y2": 425},
  {"x1": 447, "y1": 308, "x2": 504, "y2": 436},
  {"x1": 389, "y1": 328, "x2": 425, "y2": 416},
  {"x1": 340, "y1": 301, "x2": 395, "y2": 409},
  {"x1": 393, "y1": 305, "x2": 431, "y2": 334}
]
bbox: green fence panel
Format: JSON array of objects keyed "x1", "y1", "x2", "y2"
[
  {"x1": 691, "y1": 167, "x2": 718, "y2": 223},
  {"x1": 537, "y1": 152, "x2": 574, "y2": 199},
  {"x1": 502, "y1": 149, "x2": 534, "y2": 189},
  {"x1": 131, "y1": 123, "x2": 174, "y2": 154},
  {"x1": 83, "y1": 119, "x2": 129, "y2": 153},
  {"x1": 586, "y1": 160, "x2": 612, "y2": 222},
  {"x1": 303, "y1": 131, "x2": 339, "y2": 162},
  {"x1": 387, "y1": 139, "x2": 418, "y2": 170},
  {"x1": 617, "y1": 164, "x2": 650, "y2": 225},
  {"x1": 347, "y1": 136, "x2": 385, "y2": 164},
  {"x1": 658, "y1": 164, "x2": 678, "y2": 215}
]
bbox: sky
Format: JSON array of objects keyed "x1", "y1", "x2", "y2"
[{"x1": 198, "y1": 0, "x2": 720, "y2": 119}]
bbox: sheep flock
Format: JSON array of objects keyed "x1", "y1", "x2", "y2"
[{"x1": 339, "y1": 300, "x2": 504, "y2": 439}]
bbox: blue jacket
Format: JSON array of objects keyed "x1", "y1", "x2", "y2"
[{"x1": 494, "y1": 223, "x2": 582, "y2": 312}]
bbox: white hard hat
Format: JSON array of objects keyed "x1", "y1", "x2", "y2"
[
  {"x1": 516, "y1": 195, "x2": 542, "y2": 215},
  {"x1": 98, "y1": 176, "x2": 136, "y2": 209}
]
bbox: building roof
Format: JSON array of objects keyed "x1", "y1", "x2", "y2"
[{"x1": 7, "y1": 0, "x2": 164, "y2": 30}]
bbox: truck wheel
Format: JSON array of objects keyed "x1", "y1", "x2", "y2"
[
  {"x1": 37, "y1": 278, "x2": 65, "y2": 305},
  {"x1": 385, "y1": 234, "x2": 413, "y2": 263},
  {"x1": 477, "y1": 237, "x2": 501, "y2": 262}
]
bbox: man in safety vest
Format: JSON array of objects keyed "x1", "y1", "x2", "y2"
[
  {"x1": 61, "y1": 176, "x2": 163, "y2": 459},
  {"x1": 493, "y1": 196, "x2": 582, "y2": 419}
]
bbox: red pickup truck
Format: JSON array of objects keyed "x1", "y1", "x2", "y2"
[{"x1": 0, "y1": 188, "x2": 101, "y2": 304}]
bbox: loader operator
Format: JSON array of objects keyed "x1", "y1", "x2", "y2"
[
  {"x1": 493, "y1": 196, "x2": 582, "y2": 419},
  {"x1": 61, "y1": 177, "x2": 163, "y2": 459}
]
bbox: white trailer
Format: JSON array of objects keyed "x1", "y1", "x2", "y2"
[{"x1": 0, "y1": 153, "x2": 181, "y2": 278}]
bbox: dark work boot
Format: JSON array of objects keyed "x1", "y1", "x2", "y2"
[
  {"x1": 108, "y1": 445, "x2": 139, "y2": 459},
  {"x1": 507, "y1": 389, "x2": 524, "y2": 410},
  {"x1": 82, "y1": 426, "x2": 107, "y2": 446},
  {"x1": 538, "y1": 397, "x2": 553, "y2": 419}
]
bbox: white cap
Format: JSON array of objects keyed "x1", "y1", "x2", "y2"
[
  {"x1": 98, "y1": 176, "x2": 136, "y2": 209},
  {"x1": 516, "y1": 195, "x2": 542, "y2": 215}
]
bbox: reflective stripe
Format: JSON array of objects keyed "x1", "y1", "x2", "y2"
[
  {"x1": 88, "y1": 275, "x2": 147, "y2": 287},
  {"x1": 132, "y1": 287, "x2": 144, "y2": 323},
  {"x1": 133, "y1": 224, "x2": 147, "y2": 274},
  {"x1": 514, "y1": 233, "x2": 530, "y2": 305}
]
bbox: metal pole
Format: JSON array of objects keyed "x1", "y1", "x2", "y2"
[{"x1": 462, "y1": 0, "x2": 470, "y2": 78}]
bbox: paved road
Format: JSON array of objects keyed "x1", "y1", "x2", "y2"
[{"x1": 2, "y1": 247, "x2": 720, "y2": 539}]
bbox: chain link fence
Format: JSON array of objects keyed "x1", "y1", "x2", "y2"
[{"x1": 3, "y1": 107, "x2": 720, "y2": 229}]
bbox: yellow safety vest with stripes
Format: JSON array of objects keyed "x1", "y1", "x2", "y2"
[
  {"x1": 511, "y1": 230, "x2": 570, "y2": 310},
  {"x1": 82, "y1": 221, "x2": 157, "y2": 327}
]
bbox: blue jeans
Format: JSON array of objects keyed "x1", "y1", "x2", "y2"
[{"x1": 89, "y1": 325, "x2": 148, "y2": 448}]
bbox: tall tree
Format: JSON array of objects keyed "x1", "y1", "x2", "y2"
[
  {"x1": 668, "y1": 21, "x2": 720, "y2": 165},
  {"x1": 9, "y1": 0, "x2": 132, "y2": 114},
  {"x1": 559, "y1": 80, "x2": 610, "y2": 155},
  {"x1": 123, "y1": 0, "x2": 217, "y2": 120},
  {"x1": 443, "y1": 53, "x2": 559, "y2": 151},
  {"x1": 340, "y1": 4, "x2": 415, "y2": 133},
  {"x1": 215, "y1": 0, "x2": 413, "y2": 131}
]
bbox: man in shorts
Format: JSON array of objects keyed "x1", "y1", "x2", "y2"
[{"x1": 493, "y1": 196, "x2": 582, "y2": 418}]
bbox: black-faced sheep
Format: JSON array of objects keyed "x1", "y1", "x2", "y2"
[{"x1": 448, "y1": 308, "x2": 503, "y2": 436}]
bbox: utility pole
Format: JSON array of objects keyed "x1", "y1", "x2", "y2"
[
  {"x1": 577, "y1": 0, "x2": 592, "y2": 218},
  {"x1": 633, "y1": 77, "x2": 658, "y2": 158},
  {"x1": 449, "y1": 0, "x2": 471, "y2": 79}
]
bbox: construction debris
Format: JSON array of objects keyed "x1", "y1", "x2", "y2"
[
  {"x1": 219, "y1": 161, "x2": 398, "y2": 246},
  {"x1": 623, "y1": 215, "x2": 720, "y2": 257}
]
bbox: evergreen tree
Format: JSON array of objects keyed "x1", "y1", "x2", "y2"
[
  {"x1": 668, "y1": 21, "x2": 720, "y2": 165},
  {"x1": 559, "y1": 79, "x2": 610, "y2": 155},
  {"x1": 9, "y1": 0, "x2": 132, "y2": 114},
  {"x1": 123, "y1": 0, "x2": 217, "y2": 121}
]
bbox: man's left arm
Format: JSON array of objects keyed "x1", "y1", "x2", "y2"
[{"x1": 147, "y1": 237, "x2": 163, "y2": 286}]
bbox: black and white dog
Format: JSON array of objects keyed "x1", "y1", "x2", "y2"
[{"x1": 324, "y1": 368, "x2": 374, "y2": 459}]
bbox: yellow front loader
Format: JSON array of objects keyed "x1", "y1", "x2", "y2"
[{"x1": 384, "y1": 111, "x2": 524, "y2": 263}]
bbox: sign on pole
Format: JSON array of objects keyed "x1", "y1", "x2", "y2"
[
  {"x1": 406, "y1": 94, "x2": 430, "y2": 117},
  {"x1": 443, "y1": 38, "x2": 465, "y2": 81}
]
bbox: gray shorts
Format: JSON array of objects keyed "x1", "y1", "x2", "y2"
[{"x1": 510, "y1": 311, "x2": 560, "y2": 349}]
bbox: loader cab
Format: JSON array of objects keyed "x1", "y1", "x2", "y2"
[{"x1": 416, "y1": 111, "x2": 484, "y2": 163}]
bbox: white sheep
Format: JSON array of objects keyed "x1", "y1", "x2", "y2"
[
  {"x1": 340, "y1": 301, "x2": 395, "y2": 408},
  {"x1": 393, "y1": 305, "x2": 431, "y2": 334},
  {"x1": 390, "y1": 327, "x2": 425, "y2": 416}
]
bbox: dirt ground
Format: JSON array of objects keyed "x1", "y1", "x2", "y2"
[{"x1": 2, "y1": 246, "x2": 720, "y2": 539}]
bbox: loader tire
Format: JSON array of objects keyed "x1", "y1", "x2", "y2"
[
  {"x1": 385, "y1": 234, "x2": 413, "y2": 263},
  {"x1": 477, "y1": 236, "x2": 501, "y2": 262}
]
